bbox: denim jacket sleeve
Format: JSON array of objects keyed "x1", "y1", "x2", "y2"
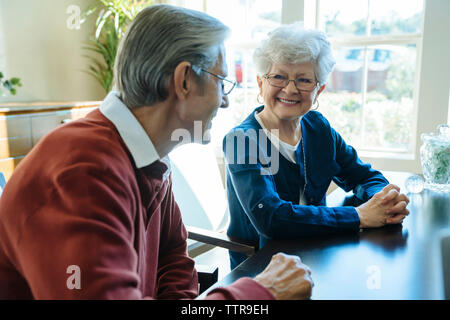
[{"x1": 224, "y1": 129, "x2": 360, "y2": 240}]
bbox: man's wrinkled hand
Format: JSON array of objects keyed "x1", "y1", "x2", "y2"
[{"x1": 253, "y1": 252, "x2": 313, "y2": 300}]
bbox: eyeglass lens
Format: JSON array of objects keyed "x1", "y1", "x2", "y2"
[{"x1": 267, "y1": 76, "x2": 316, "y2": 91}]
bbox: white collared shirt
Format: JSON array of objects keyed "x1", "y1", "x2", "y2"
[{"x1": 99, "y1": 91, "x2": 161, "y2": 169}]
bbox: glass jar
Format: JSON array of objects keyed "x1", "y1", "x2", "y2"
[{"x1": 420, "y1": 124, "x2": 450, "y2": 192}]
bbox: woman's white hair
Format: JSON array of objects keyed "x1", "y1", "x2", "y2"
[{"x1": 253, "y1": 23, "x2": 336, "y2": 85}]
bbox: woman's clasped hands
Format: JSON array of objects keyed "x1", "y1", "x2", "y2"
[{"x1": 356, "y1": 184, "x2": 410, "y2": 228}]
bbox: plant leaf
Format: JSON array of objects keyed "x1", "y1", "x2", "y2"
[
  {"x1": 82, "y1": 0, "x2": 155, "y2": 93},
  {"x1": 95, "y1": 11, "x2": 112, "y2": 39},
  {"x1": 3, "y1": 80, "x2": 11, "y2": 90},
  {"x1": 114, "y1": 11, "x2": 120, "y2": 34},
  {"x1": 10, "y1": 78, "x2": 21, "y2": 85}
]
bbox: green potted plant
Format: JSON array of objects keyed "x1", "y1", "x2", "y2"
[
  {"x1": 81, "y1": 0, "x2": 153, "y2": 93},
  {"x1": 0, "y1": 71, "x2": 21, "y2": 96}
]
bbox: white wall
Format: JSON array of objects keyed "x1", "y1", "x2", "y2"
[{"x1": 0, "y1": 0, "x2": 105, "y2": 102}]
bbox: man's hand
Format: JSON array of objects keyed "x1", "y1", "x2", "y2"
[
  {"x1": 356, "y1": 184, "x2": 410, "y2": 228},
  {"x1": 253, "y1": 253, "x2": 313, "y2": 300}
]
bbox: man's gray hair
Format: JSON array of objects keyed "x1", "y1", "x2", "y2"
[
  {"x1": 114, "y1": 4, "x2": 230, "y2": 108},
  {"x1": 253, "y1": 23, "x2": 336, "y2": 85}
]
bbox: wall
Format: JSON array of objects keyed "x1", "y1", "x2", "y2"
[{"x1": 0, "y1": 0, "x2": 105, "y2": 103}]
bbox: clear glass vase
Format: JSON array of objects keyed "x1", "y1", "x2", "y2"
[{"x1": 420, "y1": 124, "x2": 450, "y2": 192}]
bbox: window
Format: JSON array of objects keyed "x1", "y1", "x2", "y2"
[
  {"x1": 316, "y1": 0, "x2": 424, "y2": 154},
  {"x1": 206, "y1": 0, "x2": 282, "y2": 155}
]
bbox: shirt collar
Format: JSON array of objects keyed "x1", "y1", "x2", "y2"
[{"x1": 99, "y1": 91, "x2": 160, "y2": 169}]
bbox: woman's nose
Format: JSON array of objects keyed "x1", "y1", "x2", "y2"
[{"x1": 283, "y1": 80, "x2": 299, "y2": 94}]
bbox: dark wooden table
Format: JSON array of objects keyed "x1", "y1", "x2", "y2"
[{"x1": 200, "y1": 171, "x2": 450, "y2": 299}]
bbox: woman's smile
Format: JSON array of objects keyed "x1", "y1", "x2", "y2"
[{"x1": 277, "y1": 97, "x2": 302, "y2": 106}]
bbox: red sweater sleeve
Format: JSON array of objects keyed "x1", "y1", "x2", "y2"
[{"x1": 205, "y1": 277, "x2": 275, "y2": 300}]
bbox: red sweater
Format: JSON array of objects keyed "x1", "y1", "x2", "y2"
[{"x1": 0, "y1": 109, "x2": 273, "y2": 300}]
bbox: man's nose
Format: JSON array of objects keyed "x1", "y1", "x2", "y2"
[{"x1": 220, "y1": 94, "x2": 229, "y2": 109}]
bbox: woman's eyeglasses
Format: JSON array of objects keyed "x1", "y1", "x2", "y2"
[{"x1": 263, "y1": 74, "x2": 319, "y2": 92}]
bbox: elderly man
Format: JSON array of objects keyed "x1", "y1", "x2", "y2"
[{"x1": 0, "y1": 5, "x2": 312, "y2": 299}]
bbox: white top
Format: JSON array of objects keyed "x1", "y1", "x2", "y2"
[
  {"x1": 255, "y1": 111, "x2": 307, "y2": 205},
  {"x1": 254, "y1": 111, "x2": 301, "y2": 164},
  {"x1": 99, "y1": 91, "x2": 162, "y2": 169}
]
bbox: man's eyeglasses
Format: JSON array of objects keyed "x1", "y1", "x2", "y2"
[
  {"x1": 263, "y1": 74, "x2": 319, "y2": 92},
  {"x1": 194, "y1": 66, "x2": 237, "y2": 95}
]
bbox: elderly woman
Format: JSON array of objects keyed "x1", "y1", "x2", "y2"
[{"x1": 223, "y1": 23, "x2": 410, "y2": 268}]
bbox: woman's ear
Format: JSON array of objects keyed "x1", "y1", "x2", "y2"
[
  {"x1": 173, "y1": 61, "x2": 192, "y2": 100},
  {"x1": 317, "y1": 84, "x2": 326, "y2": 96},
  {"x1": 313, "y1": 84, "x2": 326, "y2": 104}
]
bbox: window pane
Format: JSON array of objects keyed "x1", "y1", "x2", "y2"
[
  {"x1": 370, "y1": 0, "x2": 424, "y2": 36},
  {"x1": 320, "y1": 46, "x2": 365, "y2": 148},
  {"x1": 205, "y1": 0, "x2": 245, "y2": 36},
  {"x1": 204, "y1": 0, "x2": 281, "y2": 152},
  {"x1": 183, "y1": 0, "x2": 204, "y2": 11},
  {"x1": 318, "y1": 0, "x2": 423, "y2": 153},
  {"x1": 209, "y1": 48, "x2": 259, "y2": 153},
  {"x1": 210, "y1": 85, "x2": 259, "y2": 151},
  {"x1": 247, "y1": 0, "x2": 282, "y2": 42},
  {"x1": 206, "y1": 0, "x2": 281, "y2": 42},
  {"x1": 362, "y1": 45, "x2": 417, "y2": 151},
  {"x1": 319, "y1": 0, "x2": 368, "y2": 37}
]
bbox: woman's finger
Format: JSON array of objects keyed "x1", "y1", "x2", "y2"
[
  {"x1": 386, "y1": 213, "x2": 407, "y2": 224},
  {"x1": 382, "y1": 189, "x2": 400, "y2": 203},
  {"x1": 386, "y1": 200, "x2": 408, "y2": 215}
]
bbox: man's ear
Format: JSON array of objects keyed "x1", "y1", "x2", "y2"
[
  {"x1": 173, "y1": 61, "x2": 192, "y2": 100},
  {"x1": 256, "y1": 75, "x2": 263, "y2": 91}
]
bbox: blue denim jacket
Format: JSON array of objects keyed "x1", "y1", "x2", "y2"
[{"x1": 223, "y1": 106, "x2": 389, "y2": 268}]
